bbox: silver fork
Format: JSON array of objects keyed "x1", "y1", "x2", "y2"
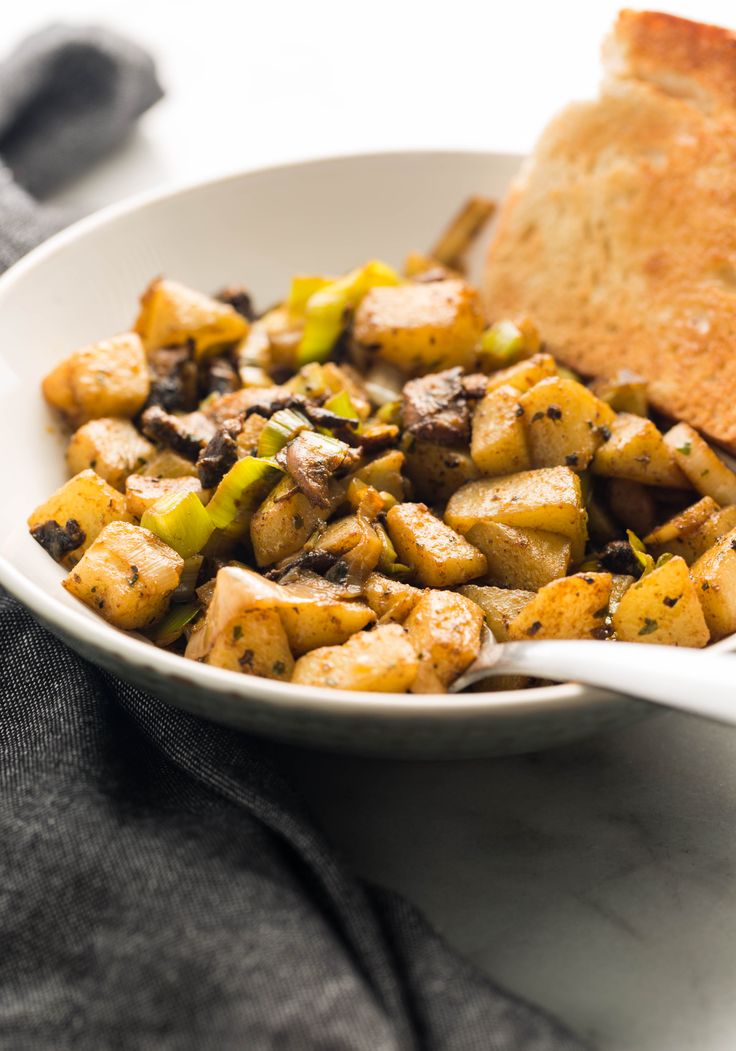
[{"x1": 450, "y1": 626, "x2": 736, "y2": 726}]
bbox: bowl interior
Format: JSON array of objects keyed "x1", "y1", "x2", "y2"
[{"x1": 0, "y1": 151, "x2": 643, "y2": 755}]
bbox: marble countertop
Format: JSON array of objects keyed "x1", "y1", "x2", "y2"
[{"x1": 8, "y1": 1, "x2": 736, "y2": 1046}]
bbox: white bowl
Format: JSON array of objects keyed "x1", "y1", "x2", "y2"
[{"x1": 0, "y1": 150, "x2": 648, "y2": 757}]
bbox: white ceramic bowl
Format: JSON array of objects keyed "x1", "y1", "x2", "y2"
[{"x1": 0, "y1": 150, "x2": 648, "y2": 757}]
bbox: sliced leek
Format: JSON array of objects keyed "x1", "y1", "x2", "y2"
[
  {"x1": 286, "y1": 275, "x2": 333, "y2": 317},
  {"x1": 141, "y1": 491, "x2": 214, "y2": 559},
  {"x1": 256, "y1": 408, "x2": 312, "y2": 458},
  {"x1": 149, "y1": 602, "x2": 200, "y2": 647},
  {"x1": 297, "y1": 260, "x2": 400, "y2": 365},
  {"x1": 323, "y1": 390, "x2": 359, "y2": 421},
  {"x1": 207, "y1": 456, "x2": 283, "y2": 530}
]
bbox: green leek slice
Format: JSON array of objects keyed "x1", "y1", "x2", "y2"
[
  {"x1": 141, "y1": 491, "x2": 214, "y2": 559},
  {"x1": 149, "y1": 602, "x2": 200, "y2": 647},
  {"x1": 323, "y1": 390, "x2": 359, "y2": 421},
  {"x1": 207, "y1": 456, "x2": 283, "y2": 531},
  {"x1": 256, "y1": 409, "x2": 312, "y2": 459}
]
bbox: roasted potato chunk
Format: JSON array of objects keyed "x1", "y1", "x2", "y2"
[
  {"x1": 507, "y1": 572, "x2": 612, "y2": 641},
  {"x1": 484, "y1": 353, "x2": 557, "y2": 394},
  {"x1": 612, "y1": 556, "x2": 709, "y2": 647},
  {"x1": 138, "y1": 449, "x2": 200, "y2": 479},
  {"x1": 125, "y1": 475, "x2": 204, "y2": 520},
  {"x1": 135, "y1": 278, "x2": 249, "y2": 358},
  {"x1": 644, "y1": 497, "x2": 719, "y2": 554},
  {"x1": 67, "y1": 418, "x2": 154, "y2": 491},
  {"x1": 520, "y1": 377, "x2": 615, "y2": 471},
  {"x1": 250, "y1": 475, "x2": 329, "y2": 567},
  {"x1": 445, "y1": 467, "x2": 587, "y2": 562},
  {"x1": 291, "y1": 623, "x2": 419, "y2": 692},
  {"x1": 459, "y1": 585, "x2": 535, "y2": 642},
  {"x1": 403, "y1": 440, "x2": 479, "y2": 502},
  {"x1": 648, "y1": 506, "x2": 736, "y2": 565},
  {"x1": 465, "y1": 522, "x2": 571, "y2": 590},
  {"x1": 28, "y1": 469, "x2": 133, "y2": 568},
  {"x1": 591, "y1": 370, "x2": 648, "y2": 417},
  {"x1": 470, "y1": 384, "x2": 530, "y2": 476},
  {"x1": 363, "y1": 573, "x2": 422, "y2": 623},
  {"x1": 386, "y1": 502, "x2": 487, "y2": 587},
  {"x1": 405, "y1": 590, "x2": 484, "y2": 693},
  {"x1": 592, "y1": 414, "x2": 689, "y2": 488},
  {"x1": 353, "y1": 450, "x2": 406, "y2": 502},
  {"x1": 352, "y1": 279, "x2": 484, "y2": 373},
  {"x1": 664, "y1": 423, "x2": 736, "y2": 506},
  {"x1": 691, "y1": 528, "x2": 736, "y2": 641},
  {"x1": 42, "y1": 332, "x2": 150, "y2": 428},
  {"x1": 63, "y1": 521, "x2": 183, "y2": 630}
]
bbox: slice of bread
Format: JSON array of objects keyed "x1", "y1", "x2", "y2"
[{"x1": 484, "y1": 10, "x2": 736, "y2": 451}]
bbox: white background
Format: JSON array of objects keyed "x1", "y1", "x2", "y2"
[{"x1": 6, "y1": 3, "x2": 736, "y2": 1050}]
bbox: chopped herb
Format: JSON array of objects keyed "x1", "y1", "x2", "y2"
[
  {"x1": 638, "y1": 618, "x2": 658, "y2": 636},
  {"x1": 128, "y1": 565, "x2": 139, "y2": 587},
  {"x1": 272, "y1": 660, "x2": 286, "y2": 676},
  {"x1": 232, "y1": 624, "x2": 243, "y2": 641},
  {"x1": 526, "y1": 620, "x2": 543, "y2": 637},
  {"x1": 546, "y1": 405, "x2": 563, "y2": 420},
  {"x1": 565, "y1": 453, "x2": 579, "y2": 466},
  {"x1": 676, "y1": 442, "x2": 692, "y2": 456},
  {"x1": 663, "y1": 596, "x2": 680, "y2": 608},
  {"x1": 293, "y1": 514, "x2": 304, "y2": 530},
  {"x1": 238, "y1": 649, "x2": 255, "y2": 669}
]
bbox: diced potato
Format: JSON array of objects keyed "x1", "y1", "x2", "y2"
[
  {"x1": 291, "y1": 623, "x2": 419, "y2": 692},
  {"x1": 404, "y1": 590, "x2": 484, "y2": 693},
  {"x1": 363, "y1": 573, "x2": 422, "y2": 623},
  {"x1": 507, "y1": 572, "x2": 613, "y2": 641},
  {"x1": 134, "y1": 278, "x2": 248, "y2": 358},
  {"x1": 138, "y1": 449, "x2": 199, "y2": 479},
  {"x1": 470, "y1": 384, "x2": 531, "y2": 476},
  {"x1": 647, "y1": 506, "x2": 736, "y2": 565},
  {"x1": 353, "y1": 450, "x2": 406, "y2": 502},
  {"x1": 309, "y1": 514, "x2": 382, "y2": 579},
  {"x1": 385, "y1": 502, "x2": 487, "y2": 587},
  {"x1": 591, "y1": 370, "x2": 648, "y2": 417},
  {"x1": 28, "y1": 468, "x2": 133, "y2": 568},
  {"x1": 644, "y1": 497, "x2": 720, "y2": 553},
  {"x1": 42, "y1": 332, "x2": 150, "y2": 428},
  {"x1": 664, "y1": 423, "x2": 736, "y2": 505},
  {"x1": 465, "y1": 522, "x2": 571, "y2": 590},
  {"x1": 352, "y1": 279, "x2": 484, "y2": 373},
  {"x1": 250, "y1": 475, "x2": 329, "y2": 567},
  {"x1": 592, "y1": 414, "x2": 689, "y2": 488},
  {"x1": 519, "y1": 377, "x2": 615, "y2": 471},
  {"x1": 445, "y1": 467, "x2": 587, "y2": 562},
  {"x1": 612, "y1": 556, "x2": 709, "y2": 647},
  {"x1": 691, "y1": 528, "x2": 736, "y2": 640},
  {"x1": 67, "y1": 418, "x2": 154, "y2": 490},
  {"x1": 403, "y1": 440, "x2": 479, "y2": 502},
  {"x1": 125, "y1": 475, "x2": 204, "y2": 519},
  {"x1": 605, "y1": 478, "x2": 657, "y2": 537},
  {"x1": 484, "y1": 353, "x2": 557, "y2": 395},
  {"x1": 63, "y1": 521, "x2": 183, "y2": 630},
  {"x1": 458, "y1": 585, "x2": 535, "y2": 642}
]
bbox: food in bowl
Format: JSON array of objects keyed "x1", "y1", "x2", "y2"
[{"x1": 27, "y1": 200, "x2": 736, "y2": 694}]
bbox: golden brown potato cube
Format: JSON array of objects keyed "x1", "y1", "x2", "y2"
[
  {"x1": 471, "y1": 384, "x2": 531, "y2": 476},
  {"x1": 459, "y1": 585, "x2": 535, "y2": 642},
  {"x1": 664, "y1": 423, "x2": 736, "y2": 506},
  {"x1": 402, "y1": 440, "x2": 478, "y2": 502},
  {"x1": 590, "y1": 370, "x2": 648, "y2": 417},
  {"x1": 63, "y1": 521, "x2": 183, "y2": 630},
  {"x1": 445, "y1": 467, "x2": 587, "y2": 562},
  {"x1": 138, "y1": 449, "x2": 199, "y2": 479},
  {"x1": 67, "y1": 418, "x2": 154, "y2": 491},
  {"x1": 134, "y1": 278, "x2": 249, "y2": 358},
  {"x1": 352, "y1": 279, "x2": 484, "y2": 373},
  {"x1": 42, "y1": 332, "x2": 150, "y2": 428},
  {"x1": 644, "y1": 497, "x2": 720, "y2": 553},
  {"x1": 363, "y1": 573, "x2": 423, "y2": 623},
  {"x1": 405, "y1": 590, "x2": 484, "y2": 693},
  {"x1": 691, "y1": 528, "x2": 736, "y2": 641},
  {"x1": 311, "y1": 514, "x2": 383, "y2": 578},
  {"x1": 649, "y1": 506, "x2": 736, "y2": 565},
  {"x1": 353, "y1": 450, "x2": 406, "y2": 502},
  {"x1": 605, "y1": 478, "x2": 657, "y2": 537},
  {"x1": 507, "y1": 572, "x2": 613, "y2": 641},
  {"x1": 250, "y1": 476, "x2": 328, "y2": 567},
  {"x1": 125, "y1": 475, "x2": 204, "y2": 519},
  {"x1": 520, "y1": 377, "x2": 615, "y2": 471},
  {"x1": 28, "y1": 468, "x2": 133, "y2": 568},
  {"x1": 465, "y1": 522, "x2": 571, "y2": 590},
  {"x1": 386, "y1": 503, "x2": 487, "y2": 587},
  {"x1": 291, "y1": 623, "x2": 419, "y2": 692},
  {"x1": 484, "y1": 353, "x2": 557, "y2": 394},
  {"x1": 612, "y1": 557, "x2": 709, "y2": 647},
  {"x1": 592, "y1": 414, "x2": 689, "y2": 488}
]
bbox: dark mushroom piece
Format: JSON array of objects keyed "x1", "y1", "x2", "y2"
[
  {"x1": 140, "y1": 405, "x2": 212, "y2": 461},
  {"x1": 197, "y1": 417, "x2": 243, "y2": 489},
  {"x1": 145, "y1": 345, "x2": 198, "y2": 413},
  {"x1": 216, "y1": 284, "x2": 256, "y2": 321},
  {"x1": 276, "y1": 431, "x2": 361, "y2": 508},
  {"x1": 401, "y1": 367, "x2": 472, "y2": 446},
  {"x1": 30, "y1": 519, "x2": 86, "y2": 562}
]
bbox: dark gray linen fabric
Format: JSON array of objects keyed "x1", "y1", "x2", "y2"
[{"x1": 0, "y1": 26, "x2": 591, "y2": 1051}]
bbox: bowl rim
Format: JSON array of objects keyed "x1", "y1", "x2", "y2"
[{"x1": 0, "y1": 148, "x2": 622, "y2": 722}]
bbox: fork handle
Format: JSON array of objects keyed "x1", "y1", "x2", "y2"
[{"x1": 490, "y1": 641, "x2": 736, "y2": 726}]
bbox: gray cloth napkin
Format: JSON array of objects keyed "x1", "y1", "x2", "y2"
[{"x1": 0, "y1": 26, "x2": 591, "y2": 1051}]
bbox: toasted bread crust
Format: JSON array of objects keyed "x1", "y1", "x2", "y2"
[{"x1": 485, "y1": 10, "x2": 736, "y2": 451}]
